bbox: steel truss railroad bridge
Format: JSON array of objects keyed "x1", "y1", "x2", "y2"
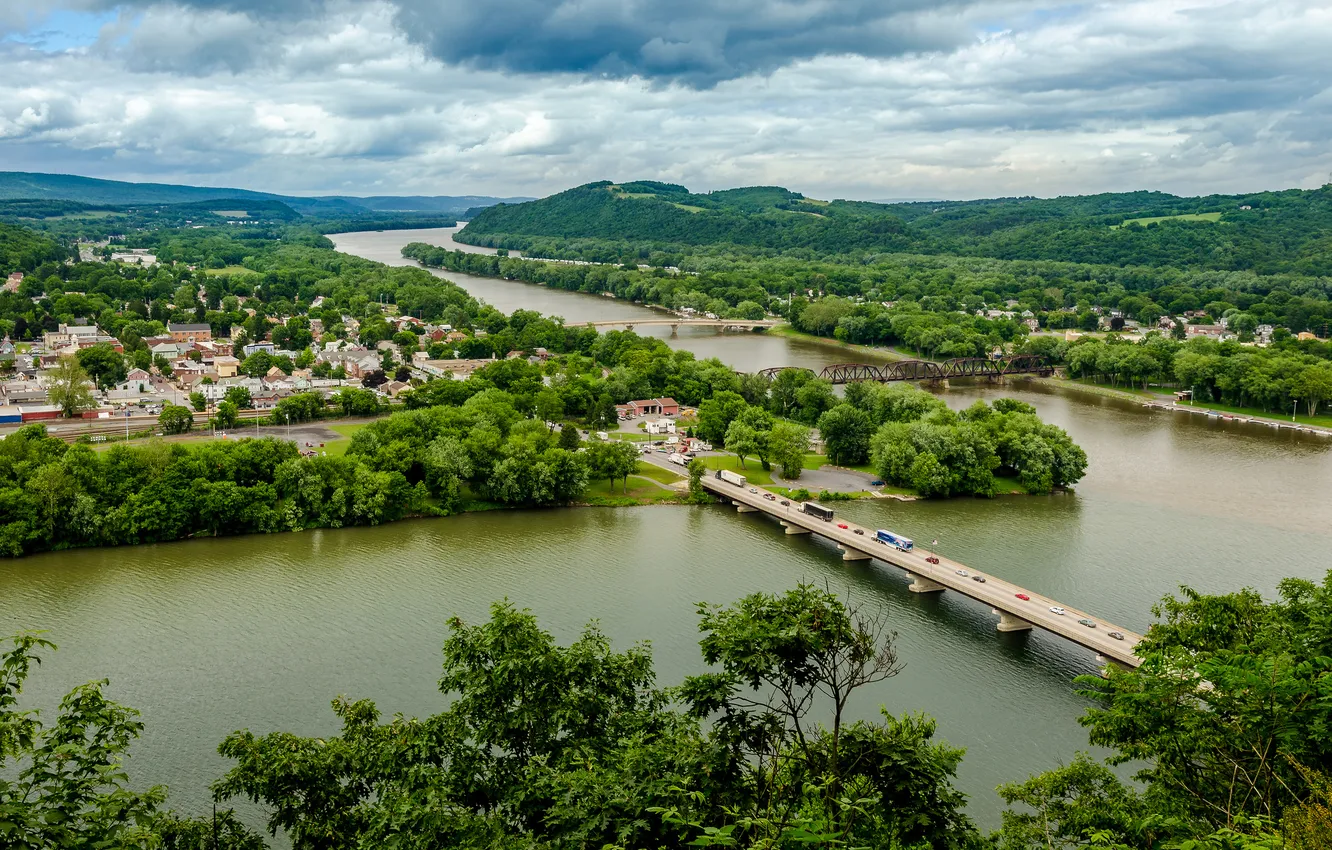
[{"x1": 755, "y1": 354, "x2": 1053, "y2": 384}]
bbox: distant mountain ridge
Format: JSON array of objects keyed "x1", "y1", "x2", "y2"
[
  {"x1": 0, "y1": 172, "x2": 532, "y2": 215},
  {"x1": 457, "y1": 179, "x2": 1332, "y2": 274}
]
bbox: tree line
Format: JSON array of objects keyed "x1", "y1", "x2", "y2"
[{"x1": 6, "y1": 570, "x2": 1332, "y2": 848}]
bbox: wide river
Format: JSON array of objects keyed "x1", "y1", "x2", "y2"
[{"x1": 2, "y1": 226, "x2": 1329, "y2": 834}]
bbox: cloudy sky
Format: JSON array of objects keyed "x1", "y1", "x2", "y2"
[{"x1": 1, "y1": 0, "x2": 1330, "y2": 200}]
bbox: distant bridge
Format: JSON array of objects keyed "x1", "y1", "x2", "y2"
[
  {"x1": 565, "y1": 318, "x2": 780, "y2": 335},
  {"x1": 754, "y1": 354, "x2": 1053, "y2": 384}
]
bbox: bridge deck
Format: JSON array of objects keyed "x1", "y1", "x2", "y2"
[{"x1": 702, "y1": 477, "x2": 1143, "y2": 668}]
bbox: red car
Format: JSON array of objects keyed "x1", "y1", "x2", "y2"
[
  {"x1": 837, "y1": 523, "x2": 849, "y2": 529},
  {"x1": 925, "y1": 556, "x2": 940, "y2": 564},
  {"x1": 1014, "y1": 593, "x2": 1030, "y2": 601}
]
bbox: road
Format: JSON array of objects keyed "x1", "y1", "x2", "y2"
[{"x1": 697, "y1": 472, "x2": 1144, "y2": 668}]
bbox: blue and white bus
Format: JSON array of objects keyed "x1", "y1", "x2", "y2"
[{"x1": 876, "y1": 529, "x2": 914, "y2": 551}]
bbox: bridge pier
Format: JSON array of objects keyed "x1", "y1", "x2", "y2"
[
  {"x1": 736, "y1": 504, "x2": 758, "y2": 513},
  {"x1": 837, "y1": 544, "x2": 871, "y2": 561},
  {"x1": 623, "y1": 324, "x2": 634, "y2": 332},
  {"x1": 994, "y1": 609, "x2": 1034, "y2": 632},
  {"x1": 670, "y1": 324, "x2": 678, "y2": 337},
  {"x1": 906, "y1": 572, "x2": 945, "y2": 593},
  {"x1": 780, "y1": 521, "x2": 810, "y2": 535}
]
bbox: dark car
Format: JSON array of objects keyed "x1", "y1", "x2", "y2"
[
  {"x1": 780, "y1": 500, "x2": 790, "y2": 506},
  {"x1": 971, "y1": 574, "x2": 986, "y2": 583},
  {"x1": 853, "y1": 528, "x2": 865, "y2": 535}
]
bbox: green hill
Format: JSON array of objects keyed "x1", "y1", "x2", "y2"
[
  {"x1": 460, "y1": 180, "x2": 1332, "y2": 274},
  {"x1": 0, "y1": 172, "x2": 530, "y2": 216}
]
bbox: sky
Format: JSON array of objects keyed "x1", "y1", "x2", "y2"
[{"x1": 1, "y1": 0, "x2": 1330, "y2": 201}]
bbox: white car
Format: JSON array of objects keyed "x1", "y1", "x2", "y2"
[
  {"x1": 955, "y1": 569, "x2": 968, "y2": 577},
  {"x1": 1049, "y1": 606, "x2": 1066, "y2": 615},
  {"x1": 749, "y1": 487, "x2": 758, "y2": 493}
]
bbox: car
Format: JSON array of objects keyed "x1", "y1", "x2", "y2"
[
  {"x1": 837, "y1": 523, "x2": 848, "y2": 529},
  {"x1": 955, "y1": 569, "x2": 968, "y2": 577},
  {"x1": 749, "y1": 487, "x2": 758, "y2": 493},
  {"x1": 764, "y1": 493, "x2": 776, "y2": 501},
  {"x1": 1108, "y1": 631, "x2": 1125, "y2": 640},
  {"x1": 870, "y1": 479, "x2": 885, "y2": 486},
  {"x1": 1015, "y1": 593, "x2": 1030, "y2": 601},
  {"x1": 853, "y1": 528, "x2": 864, "y2": 535},
  {"x1": 780, "y1": 500, "x2": 789, "y2": 506},
  {"x1": 1078, "y1": 618, "x2": 1096, "y2": 628},
  {"x1": 925, "y1": 556, "x2": 940, "y2": 564},
  {"x1": 971, "y1": 574, "x2": 986, "y2": 583},
  {"x1": 1049, "y1": 606, "x2": 1066, "y2": 615}
]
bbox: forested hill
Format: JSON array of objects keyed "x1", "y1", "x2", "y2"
[
  {"x1": 0, "y1": 222, "x2": 67, "y2": 275},
  {"x1": 459, "y1": 180, "x2": 1332, "y2": 274},
  {"x1": 0, "y1": 172, "x2": 531, "y2": 216}
]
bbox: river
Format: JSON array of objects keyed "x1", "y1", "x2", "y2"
[{"x1": 2, "y1": 228, "x2": 1329, "y2": 836}]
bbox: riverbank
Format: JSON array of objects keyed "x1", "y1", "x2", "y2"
[
  {"x1": 767, "y1": 325, "x2": 915, "y2": 362},
  {"x1": 1030, "y1": 376, "x2": 1332, "y2": 434}
]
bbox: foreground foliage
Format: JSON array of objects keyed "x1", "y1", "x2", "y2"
[{"x1": 8, "y1": 572, "x2": 1332, "y2": 848}]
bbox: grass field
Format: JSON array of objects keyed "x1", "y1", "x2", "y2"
[
  {"x1": 322, "y1": 423, "x2": 367, "y2": 457},
  {"x1": 584, "y1": 476, "x2": 683, "y2": 505},
  {"x1": 1114, "y1": 212, "x2": 1222, "y2": 228},
  {"x1": 206, "y1": 265, "x2": 254, "y2": 276},
  {"x1": 671, "y1": 203, "x2": 707, "y2": 213},
  {"x1": 697, "y1": 454, "x2": 774, "y2": 485},
  {"x1": 633, "y1": 461, "x2": 685, "y2": 484}
]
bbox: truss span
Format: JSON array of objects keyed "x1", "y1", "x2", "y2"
[{"x1": 754, "y1": 355, "x2": 1052, "y2": 384}]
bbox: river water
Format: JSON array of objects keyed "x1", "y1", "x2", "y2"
[{"x1": 2, "y1": 228, "x2": 1329, "y2": 834}]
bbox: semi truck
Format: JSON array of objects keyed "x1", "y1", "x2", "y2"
[
  {"x1": 668, "y1": 452, "x2": 689, "y2": 467},
  {"x1": 876, "y1": 530, "x2": 914, "y2": 551},
  {"x1": 716, "y1": 469, "x2": 747, "y2": 487},
  {"x1": 802, "y1": 502, "x2": 835, "y2": 522}
]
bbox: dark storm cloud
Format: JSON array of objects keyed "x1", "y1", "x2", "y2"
[{"x1": 389, "y1": 0, "x2": 981, "y2": 85}]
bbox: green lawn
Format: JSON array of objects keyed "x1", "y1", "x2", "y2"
[
  {"x1": 1114, "y1": 212, "x2": 1222, "y2": 228},
  {"x1": 633, "y1": 461, "x2": 685, "y2": 484},
  {"x1": 322, "y1": 423, "x2": 368, "y2": 457},
  {"x1": 584, "y1": 475, "x2": 684, "y2": 505},
  {"x1": 205, "y1": 265, "x2": 254, "y2": 276},
  {"x1": 606, "y1": 432, "x2": 652, "y2": 443},
  {"x1": 698, "y1": 454, "x2": 774, "y2": 485}
]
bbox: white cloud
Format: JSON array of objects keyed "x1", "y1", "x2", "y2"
[{"x1": 0, "y1": 0, "x2": 1328, "y2": 199}]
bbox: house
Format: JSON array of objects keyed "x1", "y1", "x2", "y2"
[
  {"x1": 644, "y1": 418, "x2": 676, "y2": 435},
  {"x1": 418, "y1": 358, "x2": 494, "y2": 380},
  {"x1": 381, "y1": 380, "x2": 411, "y2": 398},
  {"x1": 1023, "y1": 318, "x2": 1040, "y2": 332},
  {"x1": 1186, "y1": 325, "x2": 1227, "y2": 338},
  {"x1": 168, "y1": 323, "x2": 212, "y2": 344},
  {"x1": 214, "y1": 355, "x2": 239, "y2": 378},
  {"x1": 114, "y1": 369, "x2": 153, "y2": 393},
  {"x1": 622, "y1": 398, "x2": 679, "y2": 417},
  {"x1": 42, "y1": 323, "x2": 100, "y2": 351},
  {"x1": 4, "y1": 273, "x2": 21, "y2": 293},
  {"x1": 242, "y1": 341, "x2": 275, "y2": 357},
  {"x1": 150, "y1": 341, "x2": 182, "y2": 359},
  {"x1": 1298, "y1": 331, "x2": 1319, "y2": 341},
  {"x1": 445, "y1": 330, "x2": 467, "y2": 343}
]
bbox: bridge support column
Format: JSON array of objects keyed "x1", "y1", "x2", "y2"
[
  {"x1": 906, "y1": 572, "x2": 945, "y2": 593},
  {"x1": 780, "y1": 521, "x2": 810, "y2": 535},
  {"x1": 994, "y1": 609, "x2": 1034, "y2": 632},
  {"x1": 624, "y1": 324, "x2": 634, "y2": 332},
  {"x1": 736, "y1": 504, "x2": 758, "y2": 513},
  {"x1": 837, "y1": 544, "x2": 871, "y2": 561},
  {"x1": 670, "y1": 324, "x2": 679, "y2": 337}
]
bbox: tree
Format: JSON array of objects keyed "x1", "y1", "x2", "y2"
[
  {"x1": 153, "y1": 353, "x2": 174, "y2": 378},
  {"x1": 723, "y1": 419, "x2": 758, "y2": 469},
  {"x1": 557, "y1": 423, "x2": 581, "y2": 450},
  {"x1": 817, "y1": 403, "x2": 873, "y2": 466},
  {"x1": 224, "y1": 385, "x2": 253, "y2": 409},
  {"x1": 45, "y1": 357, "x2": 96, "y2": 418},
  {"x1": 585, "y1": 438, "x2": 640, "y2": 492},
  {"x1": 696, "y1": 390, "x2": 748, "y2": 444},
  {"x1": 189, "y1": 391, "x2": 207, "y2": 412},
  {"x1": 215, "y1": 400, "x2": 239, "y2": 430},
  {"x1": 677, "y1": 585, "x2": 978, "y2": 848},
  {"x1": 1294, "y1": 363, "x2": 1332, "y2": 416},
  {"x1": 75, "y1": 342, "x2": 126, "y2": 390},
  {"x1": 767, "y1": 421, "x2": 810, "y2": 479},
  {"x1": 159, "y1": 404, "x2": 193, "y2": 435}
]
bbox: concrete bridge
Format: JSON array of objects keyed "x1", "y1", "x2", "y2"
[
  {"x1": 755, "y1": 354, "x2": 1053, "y2": 384},
  {"x1": 702, "y1": 475, "x2": 1143, "y2": 670},
  {"x1": 565, "y1": 318, "x2": 780, "y2": 335}
]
